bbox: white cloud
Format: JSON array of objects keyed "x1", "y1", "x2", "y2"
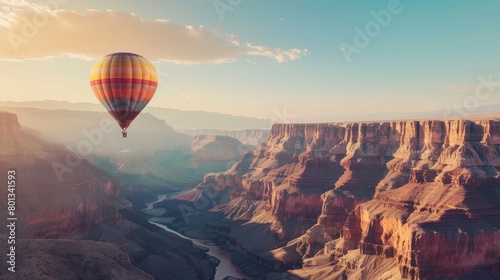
[
  {"x1": 0, "y1": 7, "x2": 306, "y2": 64},
  {"x1": 0, "y1": 0, "x2": 32, "y2": 7},
  {"x1": 0, "y1": 0, "x2": 55, "y2": 14},
  {"x1": 228, "y1": 34, "x2": 240, "y2": 46},
  {"x1": 244, "y1": 43, "x2": 307, "y2": 63},
  {"x1": 180, "y1": 93, "x2": 193, "y2": 100},
  {"x1": 0, "y1": 11, "x2": 14, "y2": 27}
]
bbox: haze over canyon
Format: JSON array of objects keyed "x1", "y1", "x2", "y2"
[{"x1": 0, "y1": 102, "x2": 498, "y2": 280}]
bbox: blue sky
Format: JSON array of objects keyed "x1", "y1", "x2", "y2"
[{"x1": 0, "y1": 0, "x2": 499, "y2": 121}]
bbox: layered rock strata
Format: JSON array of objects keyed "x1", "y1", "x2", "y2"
[{"x1": 167, "y1": 119, "x2": 500, "y2": 279}]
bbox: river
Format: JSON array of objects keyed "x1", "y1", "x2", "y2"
[
  {"x1": 144, "y1": 194, "x2": 169, "y2": 210},
  {"x1": 145, "y1": 194, "x2": 246, "y2": 280}
]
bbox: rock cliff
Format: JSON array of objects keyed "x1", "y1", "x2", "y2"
[
  {"x1": 0, "y1": 111, "x2": 126, "y2": 238},
  {"x1": 0, "y1": 112, "x2": 215, "y2": 279},
  {"x1": 190, "y1": 134, "x2": 252, "y2": 162},
  {"x1": 179, "y1": 128, "x2": 269, "y2": 146},
  {"x1": 166, "y1": 119, "x2": 500, "y2": 279},
  {"x1": 336, "y1": 120, "x2": 500, "y2": 280},
  {"x1": 0, "y1": 239, "x2": 154, "y2": 280}
]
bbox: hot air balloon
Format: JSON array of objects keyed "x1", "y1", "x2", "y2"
[{"x1": 90, "y1": 52, "x2": 158, "y2": 138}]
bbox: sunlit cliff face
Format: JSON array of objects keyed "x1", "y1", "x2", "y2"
[{"x1": 170, "y1": 119, "x2": 500, "y2": 279}]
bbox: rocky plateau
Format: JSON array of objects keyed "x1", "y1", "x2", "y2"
[{"x1": 163, "y1": 119, "x2": 500, "y2": 280}]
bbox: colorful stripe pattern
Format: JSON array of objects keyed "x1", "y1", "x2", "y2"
[{"x1": 90, "y1": 52, "x2": 158, "y2": 132}]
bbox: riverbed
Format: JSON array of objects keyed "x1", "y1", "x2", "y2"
[
  {"x1": 144, "y1": 194, "x2": 169, "y2": 210},
  {"x1": 145, "y1": 194, "x2": 246, "y2": 280}
]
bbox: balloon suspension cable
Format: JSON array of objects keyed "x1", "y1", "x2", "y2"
[{"x1": 122, "y1": 129, "x2": 127, "y2": 138}]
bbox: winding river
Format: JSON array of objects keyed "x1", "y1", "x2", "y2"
[{"x1": 145, "y1": 194, "x2": 246, "y2": 280}]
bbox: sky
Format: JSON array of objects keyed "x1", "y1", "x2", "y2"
[{"x1": 0, "y1": 0, "x2": 499, "y2": 122}]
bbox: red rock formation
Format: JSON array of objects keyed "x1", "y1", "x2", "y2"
[
  {"x1": 0, "y1": 112, "x2": 125, "y2": 238},
  {"x1": 170, "y1": 118, "x2": 500, "y2": 279},
  {"x1": 190, "y1": 134, "x2": 251, "y2": 161},
  {"x1": 179, "y1": 128, "x2": 269, "y2": 146},
  {"x1": 0, "y1": 112, "x2": 45, "y2": 158},
  {"x1": 0, "y1": 239, "x2": 155, "y2": 280},
  {"x1": 0, "y1": 111, "x2": 217, "y2": 280},
  {"x1": 171, "y1": 172, "x2": 243, "y2": 211},
  {"x1": 336, "y1": 120, "x2": 500, "y2": 280},
  {"x1": 317, "y1": 122, "x2": 399, "y2": 238}
]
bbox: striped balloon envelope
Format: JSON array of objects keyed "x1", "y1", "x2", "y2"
[{"x1": 90, "y1": 52, "x2": 158, "y2": 137}]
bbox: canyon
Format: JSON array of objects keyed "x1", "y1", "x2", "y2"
[
  {"x1": 0, "y1": 101, "x2": 271, "y2": 130},
  {"x1": 161, "y1": 119, "x2": 500, "y2": 279},
  {"x1": 179, "y1": 129, "x2": 269, "y2": 146},
  {"x1": 0, "y1": 106, "x2": 257, "y2": 194},
  {"x1": 0, "y1": 111, "x2": 216, "y2": 280},
  {"x1": 2, "y1": 104, "x2": 500, "y2": 279}
]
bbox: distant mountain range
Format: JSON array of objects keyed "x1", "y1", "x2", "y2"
[
  {"x1": 0, "y1": 106, "x2": 190, "y2": 154},
  {"x1": 300, "y1": 103, "x2": 500, "y2": 123},
  {"x1": 0, "y1": 100, "x2": 497, "y2": 129},
  {"x1": 0, "y1": 100, "x2": 271, "y2": 130},
  {"x1": 0, "y1": 106, "x2": 262, "y2": 190}
]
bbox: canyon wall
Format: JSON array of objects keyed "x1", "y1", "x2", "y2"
[
  {"x1": 0, "y1": 112, "x2": 216, "y2": 279},
  {"x1": 190, "y1": 135, "x2": 252, "y2": 161},
  {"x1": 168, "y1": 119, "x2": 500, "y2": 279},
  {"x1": 0, "y1": 111, "x2": 127, "y2": 238},
  {"x1": 179, "y1": 128, "x2": 269, "y2": 146},
  {"x1": 337, "y1": 120, "x2": 500, "y2": 280}
]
